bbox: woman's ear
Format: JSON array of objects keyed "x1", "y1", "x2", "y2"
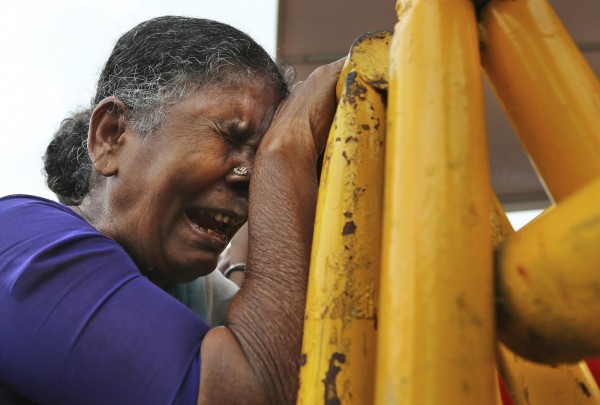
[{"x1": 88, "y1": 97, "x2": 129, "y2": 177}]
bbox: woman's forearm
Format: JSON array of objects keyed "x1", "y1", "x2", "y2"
[
  {"x1": 231, "y1": 133, "x2": 318, "y2": 404},
  {"x1": 198, "y1": 61, "x2": 342, "y2": 405},
  {"x1": 198, "y1": 138, "x2": 317, "y2": 405}
]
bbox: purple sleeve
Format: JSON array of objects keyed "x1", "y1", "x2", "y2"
[{"x1": 0, "y1": 196, "x2": 210, "y2": 404}]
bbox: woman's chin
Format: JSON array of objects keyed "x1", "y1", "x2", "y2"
[{"x1": 166, "y1": 256, "x2": 219, "y2": 283}]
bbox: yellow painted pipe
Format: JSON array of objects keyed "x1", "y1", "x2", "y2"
[
  {"x1": 498, "y1": 344, "x2": 600, "y2": 404},
  {"x1": 495, "y1": 176, "x2": 600, "y2": 364},
  {"x1": 375, "y1": 0, "x2": 496, "y2": 403},
  {"x1": 297, "y1": 32, "x2": 390, "y2": 405},
  {"x1": 336, "y1": 31, "x2": 391, "y2": 98},
  {"x1": 480, "y1": 0, "x2": 600, "y2": 202},
  {"x1": 490, "y1": 195, "x2": 600, "y2": 404}
]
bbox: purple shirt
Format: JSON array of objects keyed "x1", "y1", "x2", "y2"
[{"x1": 0, "y1": 195, "x2": 209, "y2": 404}]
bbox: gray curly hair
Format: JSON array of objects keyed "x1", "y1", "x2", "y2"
[
  {"x1": 43, "y1": 16, "x2": 293, "y2": 204},
  {"x1": 93, "y1": 16, "x2": 293, "y2": 135}
]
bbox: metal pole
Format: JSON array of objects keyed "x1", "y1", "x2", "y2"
[
  {"x1": 495, "y1": 177, "x2": 600, "y2": 364},
  {"x1": 481, "y1": 0, "x2": 600, "y2": 203},
  {"x1": 297, "y1": 32, "x2": 390, "y2": 405},
  {"x1": 375, "y1": 0, "x2": 496, "y2": 403},
  {"x1": 490, "y1": 195, "x2": 600, "y2": 404}
]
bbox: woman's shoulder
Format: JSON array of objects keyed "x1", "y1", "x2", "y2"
[
  {"x1": 0, "y1": 194, "x2": 95, "y2": 238},
  {"x1": 0, "y1": 195, "x2": 144, "y2": 333},
  {"x1": 0, "y1": 194, "x2": 138, "y2": 288},
  {"x1": 0, "y1": 194, "x2": 80, "y2": 217}
]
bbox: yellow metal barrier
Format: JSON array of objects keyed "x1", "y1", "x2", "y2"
[
  {"x1": 297, "y1": 0, "x2": 600, "y2": 403},
  {"x1": 491, "y1": 195, "x2": 600, "y2": 404},
  {"x1": 297, "y1": 31, "x2": 390, "y2": 405},
  {"x1": 495, "y1": 177, "x2": 600, "y2": 364},
  {"x1": 375, "y1": 0, "x2": 495, "y2": 403},
  {"x1": 480, "y1": 0, "x2": 600, "y2": 202},
  {"x1": 480, "y1": 0, "x2": 600, "y2": 399},
  {"x1": 498, "y1": 345, "x2": 600, "y2": 404}
]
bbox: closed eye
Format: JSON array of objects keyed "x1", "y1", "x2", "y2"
[{"x1": 215, "y1": 120, "x2": 259, "y2": 151}]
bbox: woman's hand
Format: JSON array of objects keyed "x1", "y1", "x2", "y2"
[{"x1": 262, "y1": 58, "x2": 345, "y2": 162}]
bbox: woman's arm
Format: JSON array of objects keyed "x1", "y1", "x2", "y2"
[{"x1": 198, "y1": 60, "x2": 344, "y2": 404}]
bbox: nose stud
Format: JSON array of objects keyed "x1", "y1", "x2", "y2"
[{"x1": 233, "y1": 166, "x2": 249, "y2": 176}]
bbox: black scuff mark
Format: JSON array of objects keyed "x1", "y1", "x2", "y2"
[
  {"x1": 342, "y1": 150, "x2": 351, "y2": 165},
  {"x1": 323, "y1": 352, "x2": 346, "y2": 405},
  {"x1": 578, "y1": 381, "x2": 591, "y2": 397},
  {"x1": 342, "y1": 221, "x2": 357, "y2": 235}
]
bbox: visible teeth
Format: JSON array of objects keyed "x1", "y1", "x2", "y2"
[
  {"x1": 194, "y1": 209, "x2": 239, "y2": 226},
  {"x1": 207, "y1": 229, "x2": 219, "y2": 236},
  {"x1": 212, "y1": 212, "x2": 235, "y2": 225}
]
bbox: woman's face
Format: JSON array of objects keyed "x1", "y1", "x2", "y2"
[{"x1": 106, "y1": 78, "x2": 281, "y2": 284}]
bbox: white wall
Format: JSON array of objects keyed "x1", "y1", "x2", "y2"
[{"x1": 507, "y1": 209, "x2": 544, "y2": 231}]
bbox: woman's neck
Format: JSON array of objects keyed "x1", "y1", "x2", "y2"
[{"x1": 69, "y1": 202, "x2": 174, "y2": 291}]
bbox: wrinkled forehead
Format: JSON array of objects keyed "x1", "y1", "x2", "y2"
[
  {"x1": 160, "y1": 74, "x2": 283, "y2": 136},
  {"x1": 198, "y1": 72, "x2": 283, "y2": 117},
  {"x1": 204, "y1": 68, "x2": 287, "y2": 101}
]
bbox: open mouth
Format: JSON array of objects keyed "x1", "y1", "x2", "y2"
[{"x1": 185, "y1": 207, "x2": 243, "y2": 243}]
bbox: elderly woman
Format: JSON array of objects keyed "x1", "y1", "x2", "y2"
[
  {"x1": 0, "y1": 16, "x2": 342, "y2": 404},
  {"x1": 45, "y1": 108, "x2": 239, "y2": 324}
]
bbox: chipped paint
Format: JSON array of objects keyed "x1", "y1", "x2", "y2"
[
  {"x1": 323, "y1": 353, "x2": 346, "y2": 405},
  {"x1": 578, "y1": 381, "x2": 591, "y2": 398},
  {"x1": 342, "y1": 221, "x2": 357, "y2": 235}
]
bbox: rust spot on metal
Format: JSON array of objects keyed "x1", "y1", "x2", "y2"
[
  {"x1": 369, "y1": 78, "x2": 387, "y2": 88},
  {"x1": 323, "y1": 352, "x2": 346, "y2": 405},
  {"x1": 578, "y1": 381, "x2": 591, "y2": 397},
  {"x1": 353, "y1": 187, "x2": 366, "y2": 204},
  {"x1": 342, "y1": 150, "x2": 351, "y2": 165},
  {"x1": 342, "y1": 221, "x2": 357, "y2": 235},
  {"x1": 345, "y1": 71, "x2": 368, "y2": 105},
  {"x1": 299, "y1": 353, "x2": 307, "y2": 367}
]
